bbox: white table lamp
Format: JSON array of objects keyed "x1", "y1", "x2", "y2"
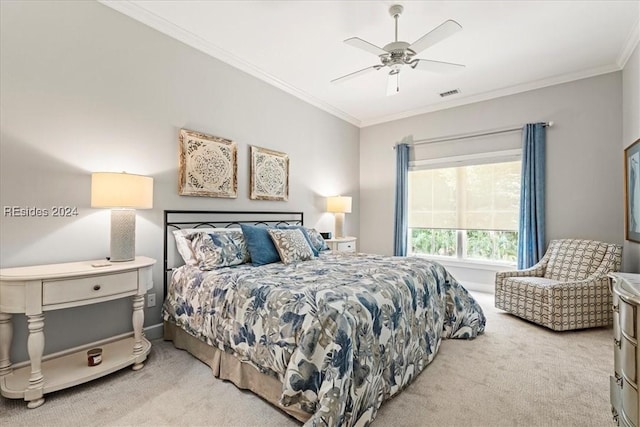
[
  {"x1": 327, "y1": 196, "x2": 352, "y2": 238},
  {"x1": 91, "y1": 172, "x2": 153, "y2": 262}
]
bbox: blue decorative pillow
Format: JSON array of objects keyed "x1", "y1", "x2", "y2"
[
  {"x1": 240, "y1": 224, "x2": 281, "y2": 266},
  {"x1": 276, "y1": 225, "x2": 319, "y2": 256},
  {"x1": 306, "y1": 228, "x2": 329, "y2": 252}
]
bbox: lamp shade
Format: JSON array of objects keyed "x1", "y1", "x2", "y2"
[
  {"x1": 326, "y1": 196, "x2": 352, "y2": 213},
  {"x1": 91, "y1": 172, "x2": 153, "y2": 209}
]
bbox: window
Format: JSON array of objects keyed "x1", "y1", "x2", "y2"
[{"x1": 409, "y1": 160, "x2": 521, "y2": 263}]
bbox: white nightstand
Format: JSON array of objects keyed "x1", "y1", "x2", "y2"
[
  {"x1": 325, "y1": 237, "x2": 357, "y2": 253},
  {"x1": 0, "y1": 256, "x2": 156, "y2": 408}
]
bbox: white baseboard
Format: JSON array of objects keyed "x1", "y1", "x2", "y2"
[
  {"x1": 144, "y1": 323, "x2": 164, "y2": 341},
  {"x1": 460, "y1": 281, "x2": 494, "y2": 294}
]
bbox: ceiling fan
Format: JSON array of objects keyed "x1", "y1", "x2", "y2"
[{"x1": 331, "y1": 4, "x2": 465, "y2": 96}]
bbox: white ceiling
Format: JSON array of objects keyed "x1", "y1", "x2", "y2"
[{"x1": 103, "y1": 1, "x2": 640, "y2": 127}]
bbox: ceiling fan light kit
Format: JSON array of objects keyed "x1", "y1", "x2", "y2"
[{"x1": 332, "y1": 4, "x2": 465, "y2": 95}]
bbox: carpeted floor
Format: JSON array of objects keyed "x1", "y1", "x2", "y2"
[{"x1": 1, "y1": 291, "x2": 614, "y2": 426}]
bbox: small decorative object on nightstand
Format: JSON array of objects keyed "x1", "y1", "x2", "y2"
[
  {"x1": 0, "y1": 256, "x2": 155, "y2": 409},
  {"x1": 325, "y1": 236, "x2": 357, "y2": 253},
  {"x1": 610, "y1": 272, "x2": 640, "y2": 427}
]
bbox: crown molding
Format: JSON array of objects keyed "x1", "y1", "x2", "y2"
[
  {"x1": 98, "y1": 0, "x2": 361, "y2": 127},
  {"x1": 360, "y1": 63, "x2": 621, "y2": 127},
  {"x1": 617, "y1": 17, "x2": 640, "y2": 68},
  {"x1": 99, "y1": 1, "x2": 632, "y2": 130}
]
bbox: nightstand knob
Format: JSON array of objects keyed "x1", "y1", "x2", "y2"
[{"x1": 93, "y1": 284, "x2": 101, "y2": 291}]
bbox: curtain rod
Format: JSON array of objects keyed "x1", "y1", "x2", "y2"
[{"x1": 395, "y1": 121, "x2": 553, "y2": 148}]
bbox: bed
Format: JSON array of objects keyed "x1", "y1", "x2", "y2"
[{"x1": 162, "y1": 210, "x2": 486, "y2": 426}]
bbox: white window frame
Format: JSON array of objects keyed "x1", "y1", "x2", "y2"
[
  {"x1": 408, "y1": 229, "x2": 517, "y2": 267},
  {"x1": 408, "y1": 149, "x2": 521, "y2": 268}
]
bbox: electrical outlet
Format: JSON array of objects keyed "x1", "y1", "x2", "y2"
[{"x1": 147, "y1": 293, "x2": 156, "y2": 308}]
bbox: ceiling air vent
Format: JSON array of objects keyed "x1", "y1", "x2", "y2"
[{"x1": 439, "y1": 89, "x2": 460, "y2": 97}]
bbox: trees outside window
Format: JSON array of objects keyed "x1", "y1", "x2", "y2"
[{"x1": 409, "y1": 160, "x2": 520, "y2": 264}]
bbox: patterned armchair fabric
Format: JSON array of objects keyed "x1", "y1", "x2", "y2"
[{"x1": 495, "y1": 239, "x2": 622, "y2": 331}]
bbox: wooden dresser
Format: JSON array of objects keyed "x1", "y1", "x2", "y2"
[{"x1": 610, "y1": 272, "x2": 640, "y2": 427}]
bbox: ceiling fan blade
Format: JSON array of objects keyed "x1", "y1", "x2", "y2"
[
  {"x1": 412, "y1": 59, "x2": 465, "y2": 73},
  {"x1": 344, "y1": 37, "x2": 388, "y2": 56},
  {"x1": 386, "y1": 71, "x2": 399, "y2": 96},
  {"x1": 408, "y1": 20, "x2": 462, "y2": 55},
  {"x1": 331, "y1": 65, "x2": 383, "y2": 83}
]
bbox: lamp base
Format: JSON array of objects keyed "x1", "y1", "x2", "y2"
[
  {"x1": 334, "y1": 212, "x2": 345, "y2": 238},
  {"x1": 110, "y1": 209, "x2": 135, "y2": 262}
]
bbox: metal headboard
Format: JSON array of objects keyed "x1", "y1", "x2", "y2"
[{"x1": 163, "y1": 210, "x2": 304, "y2": 297}]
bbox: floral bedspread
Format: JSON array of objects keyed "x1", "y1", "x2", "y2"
[{"x1": 163, "y1": 252, "x2": 485, "y2": 426}]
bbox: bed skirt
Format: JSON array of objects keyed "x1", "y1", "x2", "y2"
[{"x1": 163, "y1": 320, "x2": 311, "y2": 423}]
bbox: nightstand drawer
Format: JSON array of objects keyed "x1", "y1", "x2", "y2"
[
  {"x1": 612, "y1": 375, "x2": 622, "y2": 418},
  {"x1": 622, "y1": 337, "x2": 638, "y2": 385},
  {"x1": 43, "y1": 271, "x2": 138, "y2": 306},
  {"x1": 621, "y1": 299, "x2": 636, "y2": 339},
  {"x1": 622, "y1": 377, "x2": 638, "y2": 427},
  {"x1": 617, "y1": 345, "x2": 623, "y2": 376},
  {"x1": 326, "y1": 237, "x2": 357, "y2": 253},
  {"x1": 337, "y1": 242, "x2": 355, "y2": 252},
  {"x1": 614, "y1": 292, "x2": 622, "y2": 342}
]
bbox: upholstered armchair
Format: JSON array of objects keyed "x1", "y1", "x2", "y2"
[{"x1": 495, "y1": 239, "x2": 622, "y2": 331}]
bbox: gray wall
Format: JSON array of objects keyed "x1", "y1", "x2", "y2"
[
  {"x1": 623, "y1": 43, "x2": 640, "y2": 273},
  {"x1": 360, "y1": 73, "x2": 626, "y2": 267},
  {"x1": 0, "y1": 1, "x2": 359, "y2": 362}
]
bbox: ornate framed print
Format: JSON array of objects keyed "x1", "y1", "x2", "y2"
[
  {"x1": 178, "y1": 129, "x2": 237, "y2": 198},
  {"x1": 250, "y1": 146, "x2": 289, "y2": 201},
  {"x1": 625, "y1": 138, "x2": 640, "y2": 243}
]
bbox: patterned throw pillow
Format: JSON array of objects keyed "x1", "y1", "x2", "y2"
[
  {"x1": 173, "y1": 227, "x2": 245, "y2": 265},
  {"x1": 306, "y1": 228, "x2": 329, "y2": 251},
  {"x1": 173, "y1": 228, "x2": 220, "y2": 265},
  {"x1": 191, "y1": 230, "x2": 250, "y2": 270},
  {"x1": 276, "y1": 225, "x2": 319, "y2": 256},
  {"x1": 267, "y1": 228, "x2": 315, "y2": 264}
]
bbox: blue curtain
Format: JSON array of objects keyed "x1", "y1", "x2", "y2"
[
  {"x1": 517, "y1": 123, "x2": 546, "y2": 269},
  {"x1": 394, "y1": 143, "x2": 410, "y2": 256}
]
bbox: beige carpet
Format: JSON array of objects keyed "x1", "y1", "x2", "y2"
[{"x1": 1, "y1": 291, "x2": 614, "y2": 426}]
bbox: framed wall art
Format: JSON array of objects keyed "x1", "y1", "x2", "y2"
[
  {"x1": 178, "y1": 129, "x2": 237, "y2": 198},
  {"x1": 250, "y1": 145, "x2": 289, "y2": 201},
  {"x1": 625, "y1": 138, "x2": 640, "y2": 243}
]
